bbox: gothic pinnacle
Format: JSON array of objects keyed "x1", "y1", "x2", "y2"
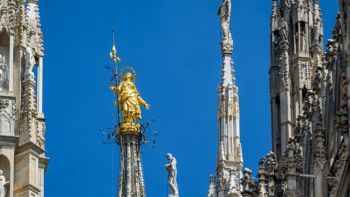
[
  {"x1": 313, "y1": 0, "x2": 322, "y2": 24},
  {"x1": 272, "y1": 0, "x2": 278, "y2": 16},
  {"x1": 314, "y1": 0, "x2": 321, "y2": 12}
]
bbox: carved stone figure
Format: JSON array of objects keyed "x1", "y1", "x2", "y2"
[
  {"x1": 165, "y1": 153, "x2": 179, "y2": 196},
  {"x1": 0, "y1": 55, "x2": 9, "y2": 91},
  {"x1": 0, "y1": 170, "x2": 9, "y2": 197},
  {"x1": 280, "y1": 19, "x2": 289, "y2": 41},
  {"x1": 283, "y1": 0, "x2": 290, "y2": 9},
  {"x1": 218, "y1": 0, "x2": 232, "y2": 41},
  {"x1": 24, "y1": 45, "x2": 36, "y2": 76},
  {"x1": 241, "y1": 168, "x2": 256, "y2": 193},
  {"x1": 301, "y1": 32, "x2": 307, "y2": 51},
  {"x1": 110, "y1": 72, "x2": 150, "y2": 132}
]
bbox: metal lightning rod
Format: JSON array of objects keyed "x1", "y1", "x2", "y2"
[{"x1": 109, "y1": 24, "x2": 122, "y2": 137}]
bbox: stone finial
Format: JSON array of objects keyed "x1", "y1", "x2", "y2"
[
  {"x1": 207, "y1": 175, "x2": 217, "y2": 197},
  {"x1": 280, "y1": 138, "x2": 303, "y2": 196},
  {"x1": 257, "y1": 152, "x2": 278, "y2": 197},
  {"x1": 241, "y1": 168, "x2": 257, "y2": 195},
  {"x1": 257, "y1": 157, "x2": 268, "y2": 197},
  {"x1": 313, "y1": 126, "x2": 326, "y2": 170},
  {"x1": 272, "y1": 0, "x2": 278, "y2": 16},
  {"x1": 26, "y1": 0, "x2": 44, "y2": 55}
]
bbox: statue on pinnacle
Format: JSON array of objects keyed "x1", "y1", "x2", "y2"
[
  {"x1": 218, "y1": 0, "x2": 232, "y2": 42},
  {"x1": 218, "y1": 0, "x2": 233, "y2": 54},
  {"x1": 165, "y1": 153, "x2": 179, "y2": 197},
  {"x1": 110, "y1": 71, "x2": 150, "y2": 133}
]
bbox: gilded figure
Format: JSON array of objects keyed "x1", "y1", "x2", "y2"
[{"x1": 110, "y1": 72, "x2": 150, "y2": 132}]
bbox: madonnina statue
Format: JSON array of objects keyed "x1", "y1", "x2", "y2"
[
  {"x1": 0, "y1": 170, "x2": 9, "y2": 197},
  {"x1": 165, "y1": 153, "x2": 179, "y2": 196},
  {"x1": 110, "y1": 72, "x2": 150, "y2": 132}
]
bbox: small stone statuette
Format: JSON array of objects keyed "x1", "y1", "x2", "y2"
[
  {"x1": 165, "y1": 153, "x2": 179, "y2": 197},
  {"x1": 218, "y1": 0, "x2": 233, "y2": 54},
  {"x1": 0, "y1": 170, "x2": 9, "y2": 197},
  {"x1": 0, "y1": 55, "x2": 9, "y2": 91},
  {"x1": 280, "y1": 19, "x2": 289, "y2": 42},
  {"x1": 24, "y1": 45, "x2": 36, "y2": 77},
  {"x1": 218, "y1": 0, "x2": 232, "y2": 41}
]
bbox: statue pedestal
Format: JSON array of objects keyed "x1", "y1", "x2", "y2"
[{"x1": 168, "y1": 194, "x2": 179, "y2": 197}]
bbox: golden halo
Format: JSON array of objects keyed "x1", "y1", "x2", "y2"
[{"x1": 120, "y1": 66, "x2": 137, "y2": 79}]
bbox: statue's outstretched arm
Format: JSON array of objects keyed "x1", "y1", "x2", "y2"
[{"x1": 138, "y1": 96, "x2": 150, "y2": 109}]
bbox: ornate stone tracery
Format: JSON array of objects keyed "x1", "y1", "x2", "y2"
[
  {"x1": 0, "y1": 1, "x2": 48, "y2": 197},
  {"x1": 262, "y1": 1, "x2": 350, "y2": 196}
]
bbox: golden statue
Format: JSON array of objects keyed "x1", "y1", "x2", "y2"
[{"x1": 110, "y1": 72, "x2": 150, "y2": 132}]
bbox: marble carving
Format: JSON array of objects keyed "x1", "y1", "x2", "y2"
[{"x1": 165, "y1": 153, "x2": 179, "y2": 196}]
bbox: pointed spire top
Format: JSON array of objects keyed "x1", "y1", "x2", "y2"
[
  {"x1": 313, "y1": 0, "x2": 321, "y2": 11},
  {"x1": 313, "y1": 0, "x2": 322, "y2": 21},
  {"x1": 272, "y1": 0, "x2": 278, "y2": 16},
  {"x1": 207, "y1": 175, "x2": 217, "y2": 197},
  {"x1": 210, "y1": 175, "x2": 215, "y2": 183}
]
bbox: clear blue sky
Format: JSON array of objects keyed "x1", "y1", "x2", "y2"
[{"x1": 41, "y1": 1, "x2": 338, "y2": 196}]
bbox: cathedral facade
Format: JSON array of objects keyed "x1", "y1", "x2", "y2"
[
  {"x1": 0, "y1": 0, "x2": 47, "y2": 197},
  {"x1": 255, "y1": 0, "x2": 350, "y2": 196},
  {"x1": 3, "y1": 0, "x2": 345, "y2": 197},
  {"x1": 207, "y1": 0, "x2": 350, "y2": 197}
]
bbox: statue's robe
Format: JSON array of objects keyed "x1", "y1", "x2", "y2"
[{"x1": 117, "y1": 80, "x2": 147, "y2": 120}]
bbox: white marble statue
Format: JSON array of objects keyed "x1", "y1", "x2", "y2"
[
  {"x1": 281, "y1": 19, "x2": 289, "y2": 41},
  {"x1": 301, "y1": 32, "x2": 307, "y2": 51},
  {"x1": 25, "y1": 45, "x2": 36, "y2": 76},
  {"x1": 0, "y1": 55, "x2": 9, "y2": 91},
  {"x1": 165, "y1": 153, "x2": 179, "y2": 196},
  {"x1": 0, "y1": 170, "x2": 9, "y2": 197},
  {"x1": 218, "y1": 0, "x2": 232, "y2": 41}
]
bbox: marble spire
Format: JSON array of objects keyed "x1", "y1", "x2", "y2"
[
  {"x1": 217, "y1": 0, "x2": 242, "y2": 165},
  {"x1": 207, "y1": 0, "x2": 243, "y2": 196}
]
